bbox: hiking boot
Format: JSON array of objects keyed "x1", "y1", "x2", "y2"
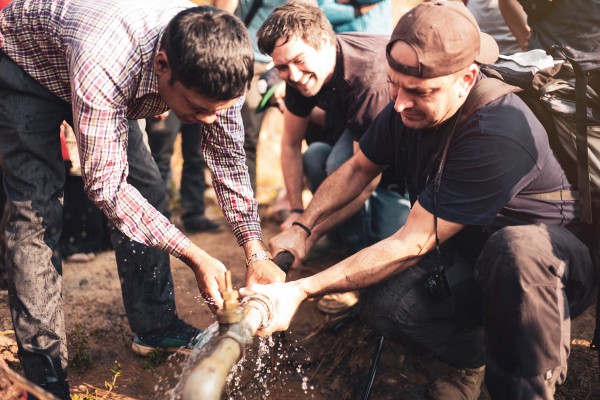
[
  {"x1": 131, "y1": 319, "x2": 202, "y2": 356},
  {"x1": 317, "y1": 291, "x2": 360, "y2": 314},
  {"x1": 183, "y1": 216, "x2": 221, "y2": 233},
  {"x1": 426, "y1": 365, "x2": 485, "y2": 400}
]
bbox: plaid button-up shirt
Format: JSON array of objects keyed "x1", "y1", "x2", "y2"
[{"x1": 0, "y1": 0, "x2": 262, "y2": 257}]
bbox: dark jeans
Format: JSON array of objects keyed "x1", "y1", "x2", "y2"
[
  {"x1": 361, "y1": 224, "x2": 596, "y2": 400},
  {"x1": 146, "y1": 112, "x2": 180, "y2": 194},
  {"x1": 0, "y1": 171, "x2": 5, "y2": 288},
  {"x1": 0, "y1": 52, "x2": 177, "y2": 388},
  {"x1": 146, "y1": 116, "x2": 208, "y2": 224},
  {"x1": 241, "y1": 61, "x2": 269, "y2": 194}
]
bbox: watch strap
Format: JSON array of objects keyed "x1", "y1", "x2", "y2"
[{"x1": 245, "y1": 250, "x2": 273, "y2": 266}]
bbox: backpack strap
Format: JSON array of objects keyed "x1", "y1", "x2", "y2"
[
  {"x1": 461, "y1": 78, "x2": 523, "y2": 123},
  {"x1": 564, "y1": 53, "x2": 593, "y2": 224}
]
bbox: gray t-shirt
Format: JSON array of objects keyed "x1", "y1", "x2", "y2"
[
  {"x1": 524, "y1": 0, "x2": 600, "y2": 71},
  {"x1": 285, "y1": 33, "x2": 391, "y2": 141},
  {"x1": 467, "y1": 0, "x2": 521, "y2": 55}
]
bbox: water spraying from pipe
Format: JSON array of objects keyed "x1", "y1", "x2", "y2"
[{"x1": 182, "y1": 251, "x2": 293, "y2": 400}]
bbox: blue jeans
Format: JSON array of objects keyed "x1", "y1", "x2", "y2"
[
  {"x1": 0, "y1": 52, "x2": 177, "y2": 387},
  {"x1": 302, "y1": 129, "x2": 409, "y2": 252}
]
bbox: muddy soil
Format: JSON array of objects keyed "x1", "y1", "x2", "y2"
[{"x1": 1, "y1": 202, "x2": 598, "y2": 400}]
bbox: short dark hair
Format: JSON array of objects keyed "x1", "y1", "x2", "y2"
[
  {"x1": 161, "y1": 6, "x2": 254, "y2": 100},
  {"x1": 257, "y1": 1, "x2": 335, "y2": 56}
]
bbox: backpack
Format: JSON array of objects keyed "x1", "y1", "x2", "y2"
[{"x1": 468, "y1": 48, "x2": 600, "y2": 369}]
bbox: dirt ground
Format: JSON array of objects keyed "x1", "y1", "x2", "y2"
[
  {"x1": 0, "y1": 109, "x2": 600, "y2": 400},
  {"x1": 1, "y1": 30, "x2": 600, "y2": 397},
  {"x1": 1, "y1": 199, "x2": 599, "y2": 400}
]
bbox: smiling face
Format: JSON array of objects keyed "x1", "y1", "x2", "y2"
[
  {"x1": 387, "y1": 41, "x2": 477, "y2": 130},
  {"x1": 270, "y1": 35, "x2": 335, "y2": 98},
  {"x1": 155, "y1": 52, "x2": 238, "y2": 124}
]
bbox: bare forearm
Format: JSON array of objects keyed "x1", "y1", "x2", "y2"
[
  {"x1": 281, "y1": 144, "x2": 305, "y2": 210},
  {"x1": 311, "y1": 175, "x2": 380, "y2": 239},
  {"x1": 296, "y1": 200, "x2": 464, "y2": 298},
  {"x1": 298, "y1": 156, "x2": 377, "y2": 230},
  {"x1": 214, "y1": 0, "x2": 238, "y2": 13},
  {"x1": 296, "y1": 234, "x2": 423, "y2": 298},
  {"x1": 499, "y1": 0, "x2": 530, "y2": 50}
]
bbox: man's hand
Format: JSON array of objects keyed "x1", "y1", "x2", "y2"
[
  {"x1": 239, "y1": 280, "x2": 307, "y2": 336},
  {"x1": 269, "y1": 225, "x2": 310, "y2": 270},
  {"x1": 180, "y1": 243, "x2": 227, "y2": 313},
  {"x1": 246, "y1": 259, "x2": 286, "y2": 286},
  {"x1": 150, "y1": 111, "x2": 170, "y2": 121},
  {"x1": 280, "y1": 211, "x2": 300, "y2": 230}
]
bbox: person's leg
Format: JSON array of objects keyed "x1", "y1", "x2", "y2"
[
  {"x1": 361, "y1": 248, "x2": 485, "y2": 367},
  {"x1": 361, "y1": 247, "x2": 486, "y2": 399},
  {"x1": 0, "y1": 170, "x2": 6, "y2": 289},
  {"x1": 110, "y1": 120, "x2": 179, "y2": 336},
  {"x1": 146, "y1": 112, "x2": 180, "y2": 194},
  {"x1": 0, "y1": 52, "x2": 71, "y2": 399},
  {"x1": 179, "y1": 123, "x2": 220, "y2": 232},
  {"x1": 475, "y1": 224, "x2": 596, "y2": 400},
  {"x1": 369, "y1": 187, "x2": 411, "y2": 242},
  {"x1": 302, "y1": 142, "x2": 333, "y2": 192},
  {"x1": 241, "y1": 61, "x2": 269, "y2": 194},
  {"x1": 325, "y1": 130, "x2": 372, "y2": 252}
]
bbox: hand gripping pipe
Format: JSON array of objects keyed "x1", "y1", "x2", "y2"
[{"x1": 182, "y1": 251, "x2": 294, "y2": 400}]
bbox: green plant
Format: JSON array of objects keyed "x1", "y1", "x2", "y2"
[
  {"x1": 69, "y1": 324, "x2": 92, "y2": 370},
  {"x1": 71, "y1": 361, "x2": 121, "y2": 400},
  {"x1": 142, "y1": 348, "x2": 171, "y2": 369}
]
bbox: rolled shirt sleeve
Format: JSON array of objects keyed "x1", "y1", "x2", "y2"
[
  {"x1": 201, "y1": 96, "x2": 263, "y2": 246},
  {"x1": 72, "y1": 58, "x2": 191, "y2": 257}
]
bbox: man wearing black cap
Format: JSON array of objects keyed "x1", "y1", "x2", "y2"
[{"x1": 243, "y1": 1, "x2": 597, "y2": 399}]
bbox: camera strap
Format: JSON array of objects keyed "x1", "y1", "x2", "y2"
[{"x1": 432, "y1": 105, "x2": 464, "y2": 257}]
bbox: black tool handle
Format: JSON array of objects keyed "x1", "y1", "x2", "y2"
[{"x1": 273, "y1": 250, "x2": 294, "y2": 274}]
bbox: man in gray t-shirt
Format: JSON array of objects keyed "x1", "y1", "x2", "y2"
[{"x1": 258, "y1": 2, "x2": 409, "y2": 261}]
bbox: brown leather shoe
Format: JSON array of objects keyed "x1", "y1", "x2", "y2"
[{"x1": 426, "y1": 365, "x2": 485, "y2": 400}]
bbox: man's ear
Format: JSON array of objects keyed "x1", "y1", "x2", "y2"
[
  {"x1": 319, "y1": 32, "x2": 331, "y2": 49},
  {"x1": 154, "y1": 51, "x2": 170, "y2": 76},
  {"x1": 459, "y1": 63, "x2": 479, "y2": 97}
]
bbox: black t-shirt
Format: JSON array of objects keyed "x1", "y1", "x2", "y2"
[{"x1": 360, "y1": 88, "x2": 578, "y2": 257}]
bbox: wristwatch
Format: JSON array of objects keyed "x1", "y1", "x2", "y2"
[{"x1": 245, "y1": 250, "x2": 273, "y2": 267}]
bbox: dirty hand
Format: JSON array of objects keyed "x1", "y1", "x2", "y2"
[
  {"x1": 180, "y1": 243, "x2": 227, "y2": 313},
  {"x1": 246, "y1": 259, "x2": 286, "y2": 286},
  {"x1": 269, "y1": 228, "x2": 307, "y2": 270},
  {"x1": 239, "y1": 280, "x2": 307, "y2": 336}
]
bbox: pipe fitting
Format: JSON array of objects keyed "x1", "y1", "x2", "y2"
[
  {"x1": 217, "y1": 271, "x2": 244, "y2": 325},
  {"x1": 182, "y1": 275, "x2": 277, "y2": 400},
  {"x1": 240, "y1": 293, "x2": 275, "y2": 331}
]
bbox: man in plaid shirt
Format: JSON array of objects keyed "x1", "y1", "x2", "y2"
[{"x1": 0, "y1": 1, "x2": 284, "y2": 397}]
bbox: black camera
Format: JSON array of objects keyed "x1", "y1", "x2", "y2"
[{"x1": 424, "y1": 265, "x2": 451, "y2": 301}]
